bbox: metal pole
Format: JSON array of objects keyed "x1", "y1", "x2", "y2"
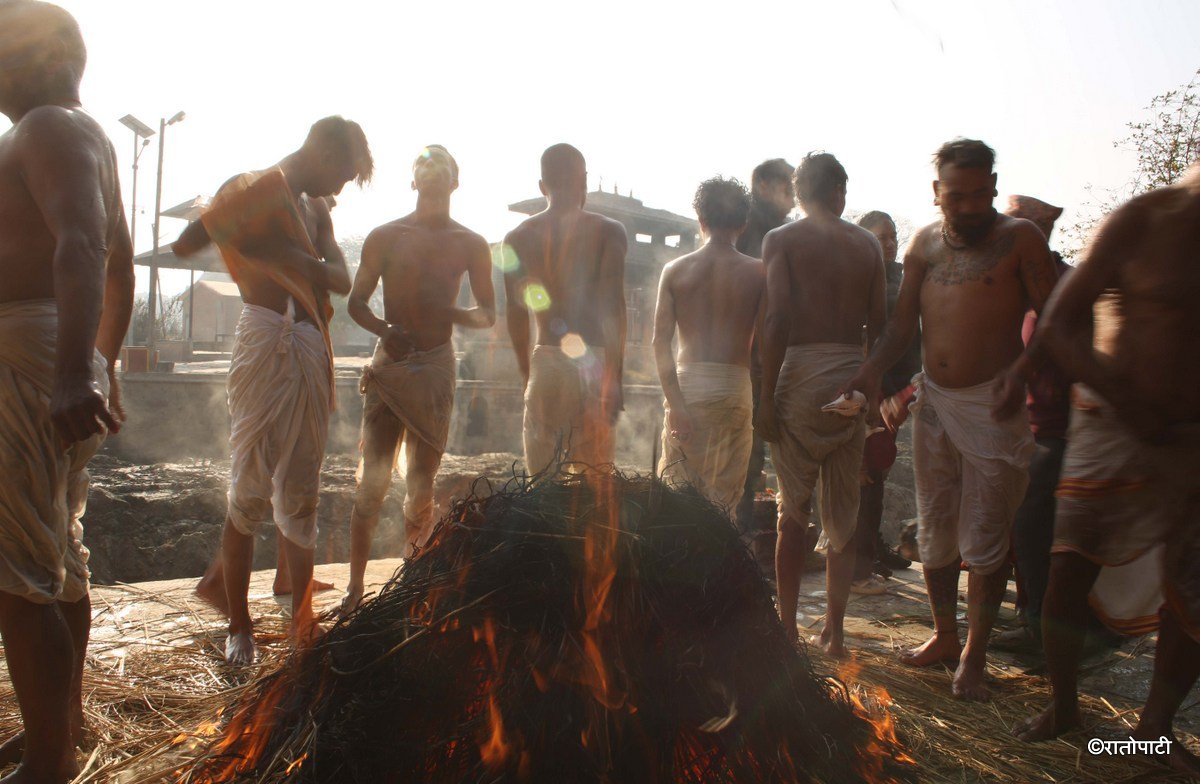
[
  {"x1": 188, "y1": 269, "x2": 195, "y2": 342},
  {"x1": 147, "y1": 117, "x2": 166, "y2": 365},
  {"x1": 126, "y1": 133, "x2": 140, "y2": 349}
]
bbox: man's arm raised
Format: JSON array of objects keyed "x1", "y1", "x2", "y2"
[
  {"x1": 19, "y1": 108, "x2": 120, "y2": 441},
  {"x1": 652, "y1": 262, "x2": 690, "y2": 441},
  {"x1": 844, "y1": 232, "x2": 927, "y2": 402},
  {"x1": 448, "y1": 234, "x2": 496, "y2": 329},
  {"x1": 300, "y1": 198, "x2": 352, "y2": 295},
  {"x1": 598, "y1": 220, "x2": 628, "y2": 422},
  {"x1": 502, "y1": 233, "x2": 533, "y2": 389},
  {"x1": 996, "y1": 200, "x2": 1140, "y2": 424},
  {"x1": 756, "y1": 230, "x2": 790, "y2": 442}
]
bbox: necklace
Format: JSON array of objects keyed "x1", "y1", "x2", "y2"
[{"x1": 940, "y1": 223, "x2": 969, "y2": 251}]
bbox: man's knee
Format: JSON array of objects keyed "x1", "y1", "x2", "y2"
[
  {"x1": 354, "y1": 465, "x2": 393, "y2": 518},
  {"x1": 228, "y1": 485, "x2": 272, "y2": 536}
]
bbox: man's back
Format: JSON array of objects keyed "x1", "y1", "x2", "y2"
[
  {"x1": 505, "y1": 207, "x2": 624, "y2": 347},
  {"x1": 0, "y1": 107, "x2": 121, "y2": 303},
  {"x1": 665, "y1": 245, "x2": 763, "y2": 367},
  {"x1": 370, "y1": 215, "x2": 485, "y2": 351},
  {"x1": 769, "y1": 217, "x2": 882, "y2": 345}
]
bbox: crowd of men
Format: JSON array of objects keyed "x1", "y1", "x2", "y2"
[{"x1": 1, "y1": 2, "x2": 1198, "y2": 782}]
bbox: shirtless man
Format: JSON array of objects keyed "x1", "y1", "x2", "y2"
[
  {"x1": 758, "y1": 153, "x2": 885, "y2": 656},
  {"x1": 0, "y1": 3, "x2": 134, "y2": 780},
  {"x1": 340, "y1": 145, "x2": 495, "y2": 614},
  {"x1": 503, "y1": 144, "x2": 627, "y2": 474},
  {"x1": 844, "y1": 139, "x2": 1058, "y2": 698},
  {"x1": 1001, "y1": 165, "x2": 1200, "y2": 775},
  {"x1": 175, "y1": 116, "x2": 372, "y2": 665},
  {"x1": 654, "y1": 177, "x2": 764, "y2": 510}
]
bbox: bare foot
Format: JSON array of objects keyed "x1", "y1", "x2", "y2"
[
  {"x1": 951, "y1": 654, "x2": 991, "y2": 701},
  {"x1": 1014, "y1": 703, "x2": 1079, "y2": 741},
  {"x1": 292, "y1": 619, "x2": 326, "y2": 649},
  {"x1": 0, "y1": 733, "x2": 23, "y2": 767},
  {"x1": 336, "y1": 584, "x2": 364, "y2": 619},
  {"x1": 899, "y1": 632, "x2": 961, "y2": 667},
  {"x1": 273, "y1": 576, "x2": 336, "y2": 596},
  {"x1": 195, "y1": 573, "x2": 230, "y2": 616},
  {"x1": 810, "y1": 625, "x2": 848, "y2": 658},
  {"x1": 1133, "y1": 727, "x2": 1200, "y2": 777},
  {"x1": 225, "y1": 629, "x2": 257, "y2": 666}
]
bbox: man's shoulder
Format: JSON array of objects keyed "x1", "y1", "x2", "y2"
[
  {"x1": 582, "y1": 209, "x2": 626, "y2": 238},
  {"x1": 13, "y1": 105, "x2": 109, "y2": 156}
]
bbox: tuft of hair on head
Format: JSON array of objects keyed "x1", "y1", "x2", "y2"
[
  {"x1": 793, "y1": 152, "x2": 848, "y2": 210},
  {"x1": 692, "y1": 176, "x2": 751, "y2": 231},
  {"x1": 540, "y1": 143, "x2": 586, "y2": 189},
  {"x1": 933, "y1": 138, "x2": 995, "y2": 174},
  {"x1": 0, "y1": 0, "x2": 87, "y2": 83},
  {"x1": 305, "y1": 115, "x2": 374, "y2": 186},
  {"x1": 856, "y1": 210, "x2": 894, "y2": 232},
  {"x1": 751, "y1": 158, "x2": 794, "y2": 190},
  {"x1": 414, "y1": 144, "x2": 459, "y2": 181}
]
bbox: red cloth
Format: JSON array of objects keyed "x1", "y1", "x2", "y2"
[{"x1": 1022, "y1": 311, "x2": 1070, "y2": 438}]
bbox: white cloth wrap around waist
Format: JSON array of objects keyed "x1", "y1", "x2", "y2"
[
  {"x1": 523, "y1": 344, "x2": 613, "y2": 474},
  {"x1": 0, "y1": 299, "x2": 107, "y2": 603},
  {"x1": 771, "y1": 343, "x2": 866, "y2": 553},
  {"x1": 226, "y1": 303, "x2": 331, "y2": 550},
  {"x1": 659, "y1": 362, "x2": 753, "y2": 511},
  {"x1": 362, "y1": 340, "x2": 457, "y2": 453}
]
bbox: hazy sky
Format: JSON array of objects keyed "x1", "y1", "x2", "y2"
[{"x1": 7, "y1": 0, "x2": 1198, "y2": 294}]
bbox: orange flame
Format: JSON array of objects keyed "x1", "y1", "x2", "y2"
[{"x1": 479, "y1": 692, "x2": 512, "y2": 769}]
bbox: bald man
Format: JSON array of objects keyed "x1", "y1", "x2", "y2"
[
  {"x1": 0, "y1": 3, "x2": 134, "y2": 780},
  {"x1": 503, "y1": 144, "x2": 627, "y2": 474}
]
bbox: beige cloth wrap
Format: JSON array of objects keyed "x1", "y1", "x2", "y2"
[
  {"x1": 659, "y1": 362, "x2": 753, "y2": 511},
  {"x1": 772, "y1": 344, "x2": 866, "y2": 554},
  {"x1": 912, "y1": 373, "x2": 1034, "y2": 575},
  {"x1": 523, "y1": 345, "x2": 613, "y2": 475},
  {"x1": 361, "y1": 341, "x2": 456, "y2": 454},
  {"x1": 357, "y1": 341, "x2": 456, "y2": 532},
  {"x1": 1055, "y1": 386, "x2": 1200, "y2": 640},
  {"x1": 227, "y1": 303, "x2": 332, "y2": 550},
  {"x1": 0, "y1": 300, "x2": 107, "y2": 604}
]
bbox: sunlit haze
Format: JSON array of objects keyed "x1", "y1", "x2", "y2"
[{"x1": 8, "y1": 0, "x2": 1198, "y2": 294}]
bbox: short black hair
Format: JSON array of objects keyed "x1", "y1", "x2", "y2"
[
  {"x1": 793, "y1": 152, "x2": 847, "y2": 209},
  {"x1": 751, "y1": 158, "x2": 794, "y2": 189},
  {"x1": 414, "y1": 144, "x2": 459, "y2": 181},
  {"x1": 0, "y1": 1, "x2": 87, "y2": 86},
  {"x1": 857, "y1": 210, "x2": 894, "y2": 232},
  {"x1": 541, "y1": 143, "x2": 586, "y2": 189},
  {"x1": 933, "y1": 138, "x2": 995, "y2": 174},
  {"x1": 304, "y1": 116, "x2": 373, "y2": 185},
  {"x1": 692, "y1": 176, "x2": 751, "y2": 231}
]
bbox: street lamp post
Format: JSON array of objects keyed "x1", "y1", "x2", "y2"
[
  {"x1": 146, "y1": 111, "x2": 185, "y2": 368},
  {"x1": 117, "y1": 115, "x2": 154, "y2": 347}
]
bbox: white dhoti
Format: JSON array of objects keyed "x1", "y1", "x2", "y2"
[
  {"x1": 227, "y1": 303, "x2": 332, "y2": 550},
  {"x1": 356, "y1": 341, "x2": 456, "y2": 536},
  {"x1": 0, "y1": 300, "x2": 107, "y2": 604},
  {"x1": 659, "y1": 362, "x2": 753, "y2": 512},
  {"x1": 912, "y1": 373, "x2": 1034, "y2": 575},
  {"x1": 523, "y1": 345, "x2": 613, "y2": 475},
  {"x1": 772, "y1": 344, "x2": 866, "y2": 554}
]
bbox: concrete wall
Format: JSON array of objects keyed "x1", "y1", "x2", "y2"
[{"x1": 106, "y1": 373, "x2": 668, "y2": 469}]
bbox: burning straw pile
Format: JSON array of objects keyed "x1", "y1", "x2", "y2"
[{"x1": 186, "y1": 471, "x2": 912, "y2": 783}]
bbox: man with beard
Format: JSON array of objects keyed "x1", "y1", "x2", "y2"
[
  {"x1": 0, "y1": 3, "x2": 135, "y2": 779},
  {"x1": 504, "y1": 144, "x2": 627, "y2": 475},
  {"x1": 1000, "y1": 164, "x2": 1200, "y2": 776},
  {"x1": 844, "y1": 139, "x2": 1058, "y2": 699},
  {"x1": 735, "y1": 158, "x2": 793, "y2": 562},
  {"x1": 339, "y1": 145, "x2": 495, "y2": 615}
]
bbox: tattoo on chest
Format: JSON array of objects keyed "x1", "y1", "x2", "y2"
[{"x1": 927, "y1": 233, "x2": 1014, "y2": 285}]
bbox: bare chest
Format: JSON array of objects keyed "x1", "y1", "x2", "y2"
[
  {"x1": 382, "y1": 234, "x2": 469, "y2": 297},
  {"x1": 924, "y1": 232, "x2": 1018, "y2": 288}
]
